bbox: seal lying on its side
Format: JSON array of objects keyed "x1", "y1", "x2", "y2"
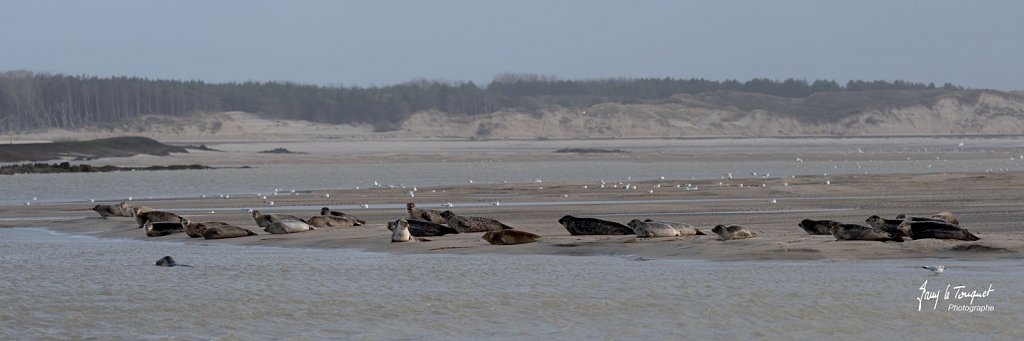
[
  {"x1": 828, "y1": 222, "x2": 903, "y2": 242},
  {"x1": 183, "y1": 219, "x2": 231, "y2": 238},
  {"x1": 144, "y1": 221, "x2": 185, "y2": 237},
  {"x1": 320, "y1": 207, "x2": 366, "y2": 226},
  {"x1": 797, "y1": 219, "x2": 835, "y2": 235},
  {"x1": 627, "y1": 219, "x2": 681, "y2": 238},
  {"x1": 387, "y1": 219, "x2": 459, "y2": 237},
  {"x1": 134, "y1": 208, "x2": 184, "y2": 229},
  {"x1": 264, "y1": 220, "x2": 314, "y2": 234},
  {"x1": 482, "y1": 230, "x2": 540, "y2": 245},
  {"x1": 711, "y1": 224, "x2": 757, "y2": 241},
  {"x1": 390, "y1": 219, "x2": 416, "y2": 242},
  {"x1": 642, "y1": 219, "x2": 705, "y2": 235},
  {"x1": 440, "y1": 210, "x2": 514, "y2": 233},
  {"x1": 864, "y1": 215, "x2": 908, "y2": 237},
  {"x1": 406, "y1": 203, "x2": 447, "y2": 224},
  {"x1": 203, "y1": 225, "x2": 257, "y2": 239},
  {"x1": 155, "y1": 256, "x2": 191, "y2": 267},
  {"x1": 899, "y1": 221, "x2": 979, "y2": 241},
  {"x1": 252, "y1": 210, "x2": 307, "y2": 228},
  {"x1": 558, "y1": 215, "x2": 634, "y2": 235},
  {"x1": 307, "y1": 215, "x2": 357, "y2": 228}
]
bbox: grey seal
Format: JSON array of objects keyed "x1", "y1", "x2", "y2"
[
  {"x1": 263, "y1": 220, "x2": 314, "y2": 234},
  {"x1": 642, "y1": 219, "x2": 705, "y2": 235},
  {"x1": 144, "y1": 221, "x2": 185, "y2": 237},
  {"x1": 711, "y1": 224, "x2": 756, "y2": 240},
  {"x1": 320, "y1": 207, "x2": 366, "y2": 226},
  {"x1": 183, "y1": 219, "x2": 231, "y2": 238},
  {"x1": 307, "y1": 215, "x2": 357, "y2": 228},
  {"x1": 627, "y1": 219, "x2": 682, "y2": 238},
  {"x1": 828, "y1": 222, "x2": 903, "y2": 242},
  {"x1": 864, "y1": 215, "x2": 908, "y2": 237},
  {"x1": 898, "y1": 221, "x2": 979, "y2": 241},
  {"x1": 91, "y1": 204, "x2": 123, "y2": 218},
  {"x1": 440, "y1": 210, "x2": 514, "y2": 233},
  {"x1": 134, "y1": 208, "x2": 184, "y2": 228},
  {"x1": 931, "y1": 212, "x2": 960, "y2": 226},
  {"x1": 387, "y1": 219, "x2": 459, "y2": 237},
  {"x1": 406, "y1": 203, "x2": 447, "y2": 224},
  {"x1": 252, "y1": 210, "x2": 307, "y2": 228},
  {"x1": 155, "y1": 256, "x2": 191, "y2": 267},
  {"x1": 798, "y1": 219, "x2": 835, "y2": 235},
  {"x1": 482, "y1": 230, "x2": 540, "y2": 245},
  {"x1": 557, "y1": 215, "x2": 634, "y2": 235},
  {"x1": 895, "y1": 214, "x2": 951, "y2": 225},
  {"x1": 390, "y1": 219, "x2": 417, "y2": 242},
  {"x1": 202, "y1": 225, "x2": 258, "y2": 239}
]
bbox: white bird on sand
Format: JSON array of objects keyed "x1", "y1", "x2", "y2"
[
  {"x1": 923, "y1": 265, "x2": 945, "y2": 274},
  {"x1": 493, "y1": 202, "x2": 500, "y2": 206},
  {"x1": 769, "y1": 198, "x2": 777, "y2": 204},
  {"x1": 407, "y1": 191, "x2": 415, "y2": 197},
  {"x1": 323, "y1": 193, "x2": 330, "y2": 198},
  {"x1": 360, "y1": 204, "x2": 370, "y2": 208},
  {"x1": 89, "y1": 199, "x2": 95, "y2": 203},
  {"x1": 441, "y1": 202, "x2": 453, "y2": 208}
]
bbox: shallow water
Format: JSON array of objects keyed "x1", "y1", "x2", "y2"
[{"x1": 0, "y1": 228, "x2": 1019, "y2": 340}]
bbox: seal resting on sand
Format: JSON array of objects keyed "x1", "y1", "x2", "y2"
[
  {"x1": 320, "y1": 207, "x2": 366, "y2": 226},
  {"x1": 406, "y1": 203, "x2": 447, "y2": 224},
  {"x1": 390, "y1": 219, "x2": 416, "y2": 242},
  {"x1": 144, "y1": 221, "x2": 185, "y2": 237},
  {"x1": 203, "y1": 225, "x2": 257, "y2": 239},
  {"x1": 895, "y1": 214, "x2": 953, "y2": 225},
  {"x1": 440, "y1": 210, "x2": 514, "y2": 233},
  {"x1": 134, "y1": 208, "x2": 184, "y2": 228},
  {"x1": 182, "y1": 219, "x2": 231, "y2": 238},
  {"x1": 627, "y1": 219, "x2": 681, "y2": 238},
  {"x1": 91, "y1": 204, "x2": 123, "y2": 218},
  {"x1": 828, "y1": 222, "x2": 903, "y2": 242},
  {"x1": 797, "y1": 219, "x2": 835, "y2": 235},
  {"x1": 864, "y1": 215, "x2": 908, "y2": 237},
  {"x1": 642, "y1": 219, "x2": 705, "y2": 235},
  {"x1": 155, "y1": 256, "x2": 191, "y2": 267},
  {"x1": 263, "y1": 220, "x2": 314, "y2": 234},
  {"x1": 252, "y1": 210, "x2": 307, "y2": 228},
  {"x1": 387, "y1": 219, "x2": 459, "y2": 237},
  {"x1": 307, "y1": 215, "x2": 357, "y2": 228},
  {"x1": 558, "y1": 215, "x2": 634, "y2": 235},
  {"x1": 482, "y1": 230, "x2": 540, "y2": 245},
  {"x1": 898, "y1": 221, "x2": 979, "y2": 241},
  {"x1": 931, "y1": 212, "x2": 960, "y2": 226},
  {"x1": 711, "y1": 224, "x2": 756, "y2": 240}
]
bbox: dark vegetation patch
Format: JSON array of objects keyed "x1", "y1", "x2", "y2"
[
  {"x1": 181, "y1": 144, "x2": 223, "y2": 152},
  {"x1": 257, "y1": 148, "x2": 307, "y2": 154},
  {"x1": 0, "y1": 162, "x2": 216, "y2": 175},
  {"x1": 0, "y1": 136, "x2": 186, "y2": 162}
]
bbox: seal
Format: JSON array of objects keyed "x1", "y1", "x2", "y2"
[
  {"x1": 183, "y1": 220, "x2": 231, "y2": 238},
  {"x1": 711, "y1": 224, "x2": 757, "y2": 240},
  {"x1": 406, "y1": 203, "x2": 447, "y2": 224},
  {"x1": 91, "y1": 204, "x2": 122, "y2": 218},
  {"x1": 390, "y1": 219, "x2": 417, "y2": 242},
  {"x1": 134, "y1": 208, "x2": 184, "y2": 229},
  {"x1": 482, "y1": 229, "x2": 540, "y2": 245},
  {"x1": 320, "y1": 207, "x2": 366, "y2": 226},
  {"x1": 387, "y1": 218, "x2": 459, "y2": 237},
  {"x1": 898, "y1": 221, "x2": 979, "y2": 241},
  {"x1": 864, "y1": 215, "x2": 908, "y2": 237},
  {"x1": 642, "y1": 219, "x2": 705, "y2": 235},
  {"x1": 144, "y1": 221, "x2": 185, "y2": 237},
  {"x1": 252, "y1": 210, "x2": 307, "y2": 228},
  {"x1": 307, "y1": 215, "x2": 357, "y2": 228},
  {"x1": 440, "y1": 210, "x2": 514, "y2": 233},
  {"x1": 828, "y1": 222, "x2": 903, "y2": 242},
  {"x1": 155, "y1": 256, "x2": 191, "y2": 267},
  {"x1": 121, "y1": 202, "x2": 153, "y2": 217},
  {"x1": 627, "y1": 219, "x2": 681, "y2": 238},
  {"x1": 797, "y1": 219, "x2": 835, "y2": 235},
  {"x1": 202, "y1": 225, "x2": 258, "y2": 239},
  {"x1": 557, "y1": 215, "x2": 634, "y2": 235},
  {"x1": 895, "y1": 214, "x2": 949, "y2": 224},
  {"x1": 931, "y1": 212, "x2": 960, "y2": 226},
  {"x1": 263, "y1": 220, "x2": 314, "y2": 234}
]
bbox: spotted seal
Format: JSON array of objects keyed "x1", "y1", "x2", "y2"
[
  {"x1": 263, "y1": 220, "x2": 314, "y2": 234},
  {"x1": 797, "y1": 219, "x2": 835, "y2": 235},
  {"x1": 711, "y1": 224, "x2": 757, "y2": 240},
  {"x1": 827, "y1": 222, "x2": 903, "y2": 242},
  {"x1": 642, "y1": 219, "x2": 705, "y2": 235},
  {"x1": 134, "y1": 208, "x2": 184, "y2": 229},
  {"x1": 387, "y1": 219, "x2": 459, "y2": 237},
  {"x1": 557, "y1": 215, "x2": 634, "y2": 235},
  {"x1": 320, "y1": 207, "x2": 366, "y2": 226},
  {"x1": 440, "y1": 210, "x2": 514, "y2": 233},
  {"x1": 627, "y1": 219, "x2": 681, "y2": 238},
  {"x1": 390, "y1": 219, "x2": 417, "y2": 242},
  {"x1": 144, "y1": 221, "x2": 185, "y2": 237},
  {"x1": 898, "y1": 221, "x2": 979, "y2": 241},
  {"x1": 406, "y1": 203, "x2": 447, "y2": 224},
  {"x1": 931, "y1": 212, "x2": 960, "y2": 226},
  {"x1": 252, "y1": 210, "x2": 307, "y2": 228},
  {"x1": 202, "y1": 225, "x2": 258, "y2": 239},
  {"x1": 482, "y1": 229, "x2": 540, "y2": 245},
  {"x1": 182, "y1": 219, "x2": 231, "y2": 238},
  {"x1": 155, "y1": 256, "x2": 191, "y2": 267},
  {"x1": 307, "y1": 215, "x2": 357, "y2": 228},
  {"x1": 864, "y1": 215, "x2": 908, "y2": 237}
]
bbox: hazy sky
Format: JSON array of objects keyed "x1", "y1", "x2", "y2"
[{"x1": 1, "y1": 0, "x2": 1021, "y2": 90}]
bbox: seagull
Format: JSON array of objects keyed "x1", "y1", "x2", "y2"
[
  {"x1": 493, "y1": 202, "x2": 500, "y2": 206},
  {"x1": 923, "y1": 265, "x2": 945, "y2": 274},
  {"x1": 360, "y1": 204, "x2": 370, "y2": 208},
  {"x1": 769, "y1": 198, "x2": 777, "y2": 204},
  {"x1": 323, "y1": 193, "x2": 330, "y2": 198},
  {"x1": 407, "y1": 191, "x2": 415, "y2": 197}
]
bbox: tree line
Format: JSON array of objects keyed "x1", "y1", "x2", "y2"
[{"x1": 0, "y1": 70, "x2": 967, "y2": 132}]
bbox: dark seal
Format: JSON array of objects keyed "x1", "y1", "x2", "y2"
[
  {"x1": 898, "y1": 221, "x2": 979, "y2": 241},
  {"x1": 407, "y1": 203, "x2": 447, "y2": 224},
  {"x1": 557, "y1": 215, "x2": 634, "y2": 235},
  {"x1": 482, "y1": 230, "x2": 540, "y2": 245},
  {"x1": 320, "y1": 207, "x2": 366, "y2": 226},
  {"x1": 828, "y1": 222, "x2": 903, "y2": 242},
  {"x1": 155, "y1": 256, "x2": 191, "y2": 267},
  {"x1": 798, "y1": 219, "x2": 835, "y2": 235},
  {"x1": 144, "y1": 221, "x2": 185, "y2": 237},
  {"x1": 440, "y1": 210, "x2": 514, "y2": 233},
  {"x1": 387, "y1": 218, "x2": 459, "y2": 237}
]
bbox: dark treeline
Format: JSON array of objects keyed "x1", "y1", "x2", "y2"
[{"x1": 0, "y1": 70, "x2": 967, "y2": 132}]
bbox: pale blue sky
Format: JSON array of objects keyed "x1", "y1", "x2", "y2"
[{"x1": 1, "y1": 0, "x2": 1020, "y2": 89}]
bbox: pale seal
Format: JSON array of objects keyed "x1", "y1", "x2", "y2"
[
  {"x1": 307, "y1": 215, "x2": 357, "y2": 228},
  {"x1": 895, "y1": 214, "x2": 950, "y2": 224},
  {"x1": 482, "y1": 229, "x2": 540, "y2": 245},
  {"x1": 642, "y1": 219, "x2": 705, "y2": 235},
  {"x1": 931, "y1": 212, "x2": 960, "y2": 226},
  {"x1": 798, "y1": 219, "x2": 835, "y2": 235},
  {"x1": 155, "y1": 256, "x2": 191, "y2": 267},
  {"x1": 320, "y1": 207, "x2": 366, "y2": 226},
  {"x1": 898, "y1": 221, "x2": 979, "y2": 241},
  {"x1": 627, "y1": 219, "x2": 681, "y2": 238},
  {"x1": 144, "y1": 221, "x2": 185, "y2": 237},
  {"x1": 440, "y1": 210, "x2": 514, "y2": 233},
  {"x1": 711, "y1": 224, "x2": 757, "y2": 240},
  {"x1": 387, "y1": 219, "x2": 459, "y2": 237},
  {"x1": 390, "y1": 219, "x2": 417, "y2": 242},
  {"x1": 406, "y1": 203, "x2": 447, "y2": 224},
  {"x1": 557, "y1": 215, "x2": 634, "y2": 235},
  {"x1": 827, "y1": 222, "x2": 903, "y2": 242},
  {"x1": 134, "y1": 208, "x2": 184, "y2": 229},
  {"x1": 263, "y1": 220, "x2": 314, "y2": 234},
  {"x1": 202, "y1": 225, "x2": 258, "y2": 239},
  {"x1": 252, "y1": 210, "x2": 307, "y2": 228}
]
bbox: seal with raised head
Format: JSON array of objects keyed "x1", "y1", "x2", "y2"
[
  {"x1": 203, "y1": 225, "x2": 258, "y2": 239},
  {"x1": 711, "y1": 224, "x2": 757, "y2": 241},
  {"x1": 155, "y1": 256, "x2": 191, "y2": 267},
  {"x1": 320, "y1": 207, "x2": 366, "y2": 226},
  {"x1": 557, "y1": 215, "x2": 634, "y2": 236},
  {"x1": 390, "y1": 219, "x2": 417, "y2": 242},
  {"x1": 307, "y1": 215, "x2": 357, "y2": 228},
  {"x1": 144, "y1": 221, "x2": 186, "y2": 237},
  {"x1": 406, "y1": 203, "x2": 447, "y2": 224},
  {"x1": 134, "y1": 208, "x2": 184, "y2": 228},
  {"x1": 798, "y1": 219, "x2": 835, "y2": 235},
  {"x1": 898, "y1": 221, "x2": 979, "y2": 241},
  {"x1": 263, "y1": 220, "x2": 314, "y2": 234},
  {"x1": 387, "y1": 219, "x2": 459, "y2": 237},
  {"x1": 182, "y1": 219, "x2": 231, "y2": 238},
  {"x1": 828, "y1": 222, "x2": 903, "y2": 242},
  {"x1": 627, "y1": 219, "x2": 681, "y2": 238},
  {"x1": 440, "y1": 210, "x2": 514, "y2": 233},
  {"x1": 482, "y1": 229, "x2": 540, "y2": 245},
  {"x1": 252, "y1": 210, "x2": 307, "y2": 228},
  {"x1": 642, "y1": 219, "x2": 705, "y2": 235},
  {"x1": 864, "y1": 215, "x2": 908, "y2": 237}
]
